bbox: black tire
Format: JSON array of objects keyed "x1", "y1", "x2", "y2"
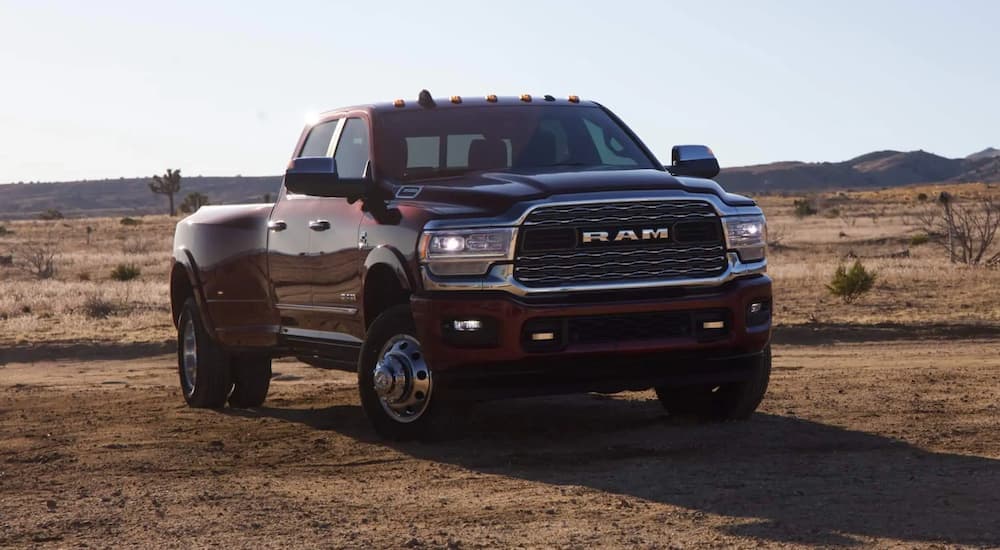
[
  {"x1": 176, "y1": 298, "x2": 232, "y2": 408},
  {"x1": 228, "y1": 354, "x2": 272, "y2": 408},
  {"x1": 655, "y1": 345, "x2": 771, "y2": 421},
  {"x1": 358, "y1": 304, "x2": 446, "y2": 440}
]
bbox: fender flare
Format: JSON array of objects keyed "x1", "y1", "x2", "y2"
[
  {"x1": 362, "y1": 245, "x2": 414, "y2": 292},
  {"x1": 171, "y1": 247, "x2": 219, "y2": 340}
]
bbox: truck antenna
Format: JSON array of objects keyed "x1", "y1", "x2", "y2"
[{"x1": 418, "y1": 89, "x2": 436, "y2": 108}]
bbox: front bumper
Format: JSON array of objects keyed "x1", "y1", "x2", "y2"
[{"x1": 411, "y1": 275, "x2": 772, "y2": 396}]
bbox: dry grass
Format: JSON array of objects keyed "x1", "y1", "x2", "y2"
[
  {"x1": 0, "y1": 215, "x2": 174, "y2": 345},
  {"x1": 1, "y1": 184, "x2": 998, "y2": 346},
  {"x1": 759, "y1": 184, "x2": 1000, "y2": 326}
]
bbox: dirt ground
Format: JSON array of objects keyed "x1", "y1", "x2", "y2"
[{"x1": 2, "y1": 332, "x2": 999, "y2": 549}]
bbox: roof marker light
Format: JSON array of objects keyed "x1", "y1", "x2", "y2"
[
  {"x1": 393, "y1": 99, "x2": 405, "y2": 108},
  {"x1": 568, "y1": 95, "x2": 580, "y2": 103},
  {"x1": 450, "y1": 95, "x2": 462, "y2": 104},
  {"x1": 520, "y1": 94, "x2": 532, "y2": 102},
  {"x1": 486, "y1": 94, "x2": 498, "y2": 103}
]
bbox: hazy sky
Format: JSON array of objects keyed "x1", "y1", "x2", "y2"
[{"x1": 1, "y1": 0, "x2": 998, "y2": 183}]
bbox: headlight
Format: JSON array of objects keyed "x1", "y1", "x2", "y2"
[
  {"x1": 723, "y1": 215, "x2": 766, "y2": 262},
  {"x1": 419, "y1": 228, "x2": 516, "y2": 276}
]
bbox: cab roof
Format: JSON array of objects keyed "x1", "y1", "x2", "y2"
[{"x1": 320, "y1": 94, "x2": 596, "y2": 117}]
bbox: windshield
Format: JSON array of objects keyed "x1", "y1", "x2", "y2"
[{"x1": 374, "y1": 105, "x2": 655, "y2": 182}]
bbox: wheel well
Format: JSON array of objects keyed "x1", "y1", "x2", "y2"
[
  {"x1": 364, "y1": 264, "x2": 410, "y2": 327},
  {"x1": 170, "y1": 263, "x2": 195, "y2": 327}
]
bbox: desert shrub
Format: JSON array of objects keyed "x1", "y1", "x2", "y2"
[
  {"x1": 0, "y1": 225, "x2": 11, "y2": 235},
  {"x1": 110, "y1": 263, "x2": 141, "y2": 281},
  {"x1": 823, "y1": 207, "x2": 841, "y2": 218},
  {"x1": 917, "y1": 192, "x2": 929, "y2": 202},
  {"x1": 909, "y1": 233, "x2": 930, "y2": 246},
  {"x1": 915, "y1": 195, "x2": 1000, "y2": 265},
  {"x1": 179, "y1": 192, "x2": 210, "y2": 214},
  {"x1": 121, "y1": 237, "x2": 150, "y2": 255},
  {"x1": 793, "y1": 199, "x2": 818, "y2": 218},
  {"x1": 15, "y1": 242, "x2": 58, "y2": 279},
  {"x1": 826, "y1": 260, "x2": 877, "y2": 304},
  {"x1": 82, "y1": 294, "x2": 116, "y2": 319},
  {"x1": 39, "y1": 208, "x2": 64, "y2": 220},
  {"x1": 120, "y1": 217, "x2": 142, "y2": 226},
  {"x1": 77, "y1": 272, "x2": 92, "y2": 281}
]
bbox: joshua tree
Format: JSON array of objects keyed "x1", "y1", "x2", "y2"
[{"x1": 150, "y1": 168, "x2": 182, "y2": 216}]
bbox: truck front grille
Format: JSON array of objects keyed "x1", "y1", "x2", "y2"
[{"x1": 514, "y1": 200, "x2": 727, "y2": 288}]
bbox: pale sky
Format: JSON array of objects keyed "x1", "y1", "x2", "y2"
[{"x1": 1, "y1": 0, "x2": 998, "y2": 183}]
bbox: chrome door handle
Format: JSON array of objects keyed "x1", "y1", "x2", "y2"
[
  {"x1": 267, "y1": 220, "x2": 288, "y2": 231},
  {"x1": 308, "y1": 220, "x2": 331, "y2": 231}
]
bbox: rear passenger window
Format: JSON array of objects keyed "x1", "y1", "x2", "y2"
[
  {"x1": 405, "y1": 136, "x2": 440, "y2": 168},
  {"x1": 334, "y1": 118, "x2": 370, "y2": 179},
  {"x1": 299, "y1": 120, "x2": 338, "y2": 157}
]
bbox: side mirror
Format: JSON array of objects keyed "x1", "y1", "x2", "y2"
[
  {"x1": 284, "y1": 157, "x2": 367, "y2": 199},
  {"x1": 667, "y1": 145, "x2": 720, "y2": 179}
]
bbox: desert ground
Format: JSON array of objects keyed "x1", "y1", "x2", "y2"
[{"x1": 2, "y1": 183, "x2": 999, "y2": 548}]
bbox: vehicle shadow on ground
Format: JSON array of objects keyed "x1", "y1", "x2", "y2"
[{"x1": 240, "y1": 395, "x2": 1000, "y2": 547}]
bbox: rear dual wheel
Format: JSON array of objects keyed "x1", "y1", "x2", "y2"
[{"x1": 177, "y1": 298, "x2": 271, "y2": 409}]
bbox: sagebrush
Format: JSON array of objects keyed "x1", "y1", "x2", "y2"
[{"x1": 826, "y1": 260, "x2": 877, "y2": 303}]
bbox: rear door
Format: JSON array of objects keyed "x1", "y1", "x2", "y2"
[
  {"x1": 266, "y1": 117, "x2": 342, "y2": 332},
  {"x1": 308, "y1": 115, "x2": 370, "y2": 342}
]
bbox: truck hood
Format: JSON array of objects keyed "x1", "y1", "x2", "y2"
[{"x1": 390, "y1": 168, "x2": 753, "y2": 217}]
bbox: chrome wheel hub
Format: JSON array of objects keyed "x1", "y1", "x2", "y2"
[
  {"x1": 181, "y1": 318, "x2": 198, "y2": 397},
  {"x1": 373, "y1": 335, "x2": 431, "y2": 423}
]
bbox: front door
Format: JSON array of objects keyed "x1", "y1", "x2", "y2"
[
  {"x1": 266, "y1": 118, "x2": 341, "y2": 333},
  {"x1": 308, "y1": 116, "x2": 370, "y2": 341}
]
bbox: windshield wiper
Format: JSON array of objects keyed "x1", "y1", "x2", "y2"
[{"x1": 525, "y1": 162, "x2": 593, "y2": 168}]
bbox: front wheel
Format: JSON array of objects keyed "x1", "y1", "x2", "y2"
[
  {"x1": 655, "y1": 346, "x2": 771, "y2": 420},
  {"x1": 358, "y1": 304, "x2": 444, "y2": 440}
]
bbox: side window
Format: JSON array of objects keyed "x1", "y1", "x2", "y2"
[
  {"x1": 299, "y1": 120, "x2": 338, "y2": 157},
  {"x1": 405, "y1": 136, "x2": 439, "y2": 168},
  {"x1": 582, "y1": 118, "x2": 638, "y2": 166},
  {"x1": 333, "y1": 118, "x2": 370, "y2": 179}
]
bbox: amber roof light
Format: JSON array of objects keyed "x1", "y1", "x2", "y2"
[
  {"x1": 520, "y1": 94, "x2": 532, "y2": 102},
  {"x1": 486, "y1": 94, "x2": 498, "y2": 102},
  {"x1": 393, "y1": 99, "x2": 405, "y2": 108},
  {"x1": 450, "y1": 95, "x2": 462, "y2": 104},
  {"x1": 568, "y1": 95, "x2": 580, "y2": 103}
]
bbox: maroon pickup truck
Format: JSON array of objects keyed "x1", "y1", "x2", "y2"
[{"x1": 170, "y1": 91, "x2": 772, "y2": 439}]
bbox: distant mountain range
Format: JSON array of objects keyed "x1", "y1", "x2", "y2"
[
  {"x1": 716, "y1": 147, "x2": 1000, "y2": 193},
  {"x1": 1, "y1": 148, "x2": 998, "y2": 218}
]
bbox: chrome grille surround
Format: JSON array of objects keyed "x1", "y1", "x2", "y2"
[
  {"x1": 514, "y1": 200, "x2": 727, "y2": 287},
  {"x1": 418, "y1": 193, "x2": 768, "y2": 296},
  {"x1": 521, "y1": 199, "x2": 717, "y2": 226}
]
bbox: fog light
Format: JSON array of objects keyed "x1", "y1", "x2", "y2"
[
  {"x1": 702, "y1": 320, "x2": 726, "y2": 330},
  {"x1": 530, "y1": 331, "x2": 556, "y2": 341},
  {"x1": 452, "y1": 319, "x2": 482, "y2": 332},
  {"x1": 746, "y1": 300, "x2": 772, "y2": 327}
]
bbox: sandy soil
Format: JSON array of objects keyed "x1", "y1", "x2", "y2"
[{"x1": 2, "y1": 336, "x2": 999, "y2": 549}]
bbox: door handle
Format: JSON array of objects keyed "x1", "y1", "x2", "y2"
[
  {"x1": 267, "y1": 220, "x2": 288, "y2": 232},
  {"x1": 309, "y1": 220, "x2": 331, "y2": 231}
]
